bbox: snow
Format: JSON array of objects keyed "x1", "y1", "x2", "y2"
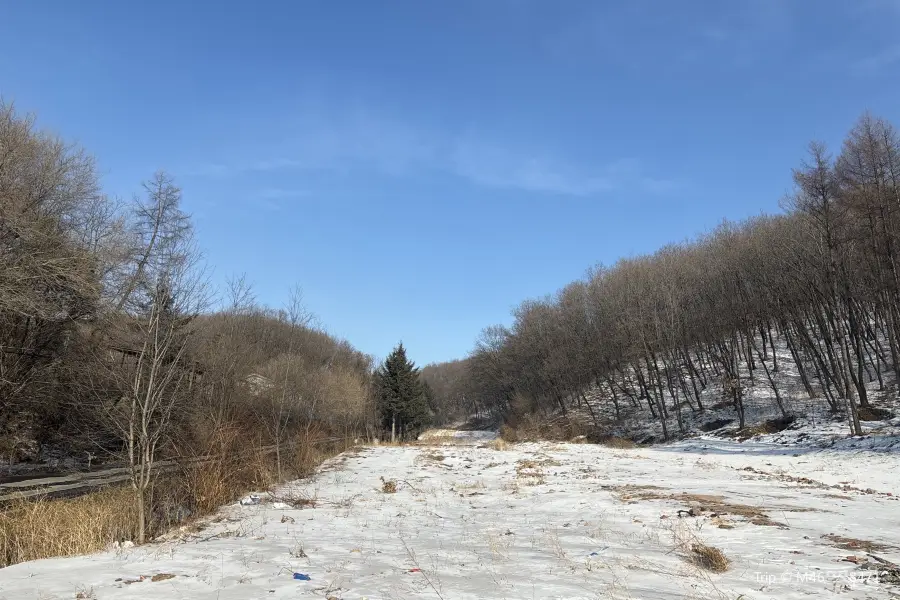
[
  {"x1": 576, "y1": 336, "x2": 900, "y2": 448},
  {"x1": 2, "y1": 432, "x2": 899, "y2": 600}
]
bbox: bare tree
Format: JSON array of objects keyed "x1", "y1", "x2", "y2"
[
  {"x1": 102, "y1": 173, "x2": 208, "y2": 542},
  {"x1": 257, "y1": 286, "x2": 313, "y2": 479},
  {"x1": 113, "y1": 172, "x2": 191, "y2": 314}
]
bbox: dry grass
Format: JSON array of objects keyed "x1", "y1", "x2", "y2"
[
  {"x1": 592, "y1": 435, "x2": 636, "y2": 449},
  {"x1": 417, "y1": 451, "x2": 446, "y2": 464},
  {"x1": 605, "y1": 485, "x2": 813, "y2": 527},
  {"x1": 273, "y1": 489, "x2": 318, "y2": 509},
  {"x1": 822, "y1": 533, "x2": 897, "y2": 553},
  {"x1": 486, "y1": 438, "x2": 509, "y2": 451},
  {"x1": 0, "y1": 487, "x2": 137, "y2": 567},
  {"x1": 516, "y1": 458, "x2": 560, "y2": 470},
  {"x1": 381, "y1": 477, "x2": 398, "y2": 494},
  {"x1": 858, "y1": 406, "x2": 894, "y2": 421},
  {"x1": 0, "y1": 428, "x2": 353, "y2": 568},
  {"x1": 668, "y1": 520, "x2": 730, "y2": 573},
  {"x1": 74, "y1": 586, "x2": 96, "y2": 599},
  {"x1": 733, "y1": 416, "x2": 796, "y2": 441},
  {"x1": 514, "y1": 457, "x2": 560, "y2": 486},
  {"x1": 159, "y1": 427, "x2": 344, "y2": 529},
  {"x1": 499, "y1": 412, "x2": 589, "y2": 443},
  {"x1": 690, "y1": 542, "x2": 730, "y2": 572}
]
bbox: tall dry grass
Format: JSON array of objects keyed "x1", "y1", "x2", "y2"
[
  {"x1": 0, "y1": 487, "x2": 137, "y2": 567},
  {"x1": 0, "y1": 426, "x2": 355, "y2": 568}
]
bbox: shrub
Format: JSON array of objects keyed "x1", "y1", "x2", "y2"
[
  {"x1": 858, "y1": 406, "x2": 893, "y2": 421},
  {"x1": 691, "y1": 542, "x2": 729, "y2": 572}
]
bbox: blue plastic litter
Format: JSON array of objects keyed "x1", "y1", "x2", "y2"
[{"x1": 293, "y1": 573, "x2": 311, "y2": 581}]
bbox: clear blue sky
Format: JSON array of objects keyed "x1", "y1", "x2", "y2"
[{"x1": 2, "y1": 1, "x2": 899, "y2": 366}]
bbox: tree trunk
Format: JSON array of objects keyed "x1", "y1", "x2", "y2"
[
  {"x1": 275, "y1": 442, "x2": 282, "y2": 481},
  {"x1": 750, "y1": 334, "x2": 787, "y2": 418},
  {"x1": 391, "y1": 413, "x2": 396, "y2": 443},
  {"x1": 136, "y1": 488, "x2": 146, "y2": 544},
  {"x1": 581, "y1": 391, "x2": 600, "y2": 426}
]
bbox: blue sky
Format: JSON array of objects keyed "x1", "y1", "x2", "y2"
[{"x1": 2, "y1": 1, "x2": 900, "y2": 365}]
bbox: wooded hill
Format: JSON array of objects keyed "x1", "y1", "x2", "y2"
[
  {"x1": 425, "y1": 113, "x2": 900, "y2": 439},
  {"x1": 0, "y1": 101, "x2": 374, "y2": 478}
]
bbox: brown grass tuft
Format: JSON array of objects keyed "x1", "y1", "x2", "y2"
[
  {"x1": 381, "y1": 477, "x2": 398, "y2": 494},
  {"x1": 691, "y1": 542, "x2": 730, "y2": 572},
  {"x1": 513, "y1": 457, "x2": 559, "y2": 486},
  {"x1": 419, "y1": 450, "x2": 446, "y2": 462},
  {"x1": 592, "y1": 435, "x2": 636, "y2": 449},
  {"x1": 486, "y1": 438, "x2": 509, "y2": 451},
  {"x1": 822, "y1": 533, "x2": 896, "y2": 553},
  {"x1": 605, "y1": 485, "x2": 810, "y2": 527}
]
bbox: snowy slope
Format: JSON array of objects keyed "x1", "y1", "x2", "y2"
[
  {"x1": 1, "y1": 437, "x2": 899, "y2": 600},
  {"x1": 575, "y1": 335, "x2": 900, "y2": 448}
]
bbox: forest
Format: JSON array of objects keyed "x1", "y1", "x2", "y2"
[
  {"x1": 0, "y1": 102, "x2": 381, "y2": 547},
  {"x1": 426, "y1": 113, "x2": 900, "y2": 440}
]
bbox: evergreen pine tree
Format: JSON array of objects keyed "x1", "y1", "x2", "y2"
[{"x1": 374, "y1": 343, "x2": 432, "y2": 440}]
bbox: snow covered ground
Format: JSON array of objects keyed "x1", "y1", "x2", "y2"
[{"x1": 1, "y1": 433, "x2": 899, "y2": 600}]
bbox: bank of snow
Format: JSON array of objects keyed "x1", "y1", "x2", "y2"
[{"x1": 1, "y1": 437, "x2": 898, "y2": 600}]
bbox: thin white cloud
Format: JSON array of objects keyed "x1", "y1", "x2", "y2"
[
  {"x1": 450, "y1": 138, "x2": 615, "y2": 196},
  {"x1": 448, "y1": 143, "x2": 677, "y2": 196},
  {"x1": 186, "y1": 110, "x2": 676, "y2": 197}
]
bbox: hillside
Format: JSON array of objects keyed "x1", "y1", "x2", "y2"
[{"x1": 573, "y1": 335, "x2": 900, "y2": 449}]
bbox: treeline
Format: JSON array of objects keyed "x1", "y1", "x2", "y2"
[
  {"x1": 428, "y1": 113, "x2": 900, "y2": 438},
  {"x1": 0, "y1": 102, "x2": 377, "y2": 542}
]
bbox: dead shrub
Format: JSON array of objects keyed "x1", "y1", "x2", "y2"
[
  {"x1": 858, "y1": 406, "x2": 894, "y2": 421},
  {"x1": 289, "y1": 427, "x2": 339, "y2": 478},
  {"x1": 498, "y1": 423, "x2": 523, "y2": 442},
  {"x1": 0, "y1": 487, "x2": 137, "y2": 567},
  {"x1": 165, "y1": 421, "x2": 281, "y2": 521},
  {"x1": 699, "y1": 418, "x2": 733, "y2": 432},
  {"x1": 500, "y1": 411, "x2": 588, "y2": 443},
  {"x1": 734, "y1": 416, "x2": 796, "y2": 441},
  {"x1": 0, "y1": 423, "x2": 354, "y2": 568},
  {"x1": 691, "y1": 542, "x2": 729, "y2": 572},
  {"x1": 381, "y1": 477, "x2": 398, "y2": 493},
  {"x1": 486, "y1": 438, "x2": 509, "y2": 451},
  {"x1": 587, "y1": 433, "x2": 636, "y2": 449}
]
